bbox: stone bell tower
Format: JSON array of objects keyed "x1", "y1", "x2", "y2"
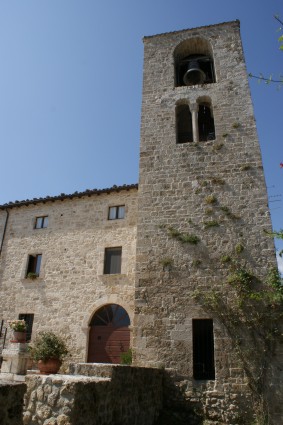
[{"x1": 134, "y1": 21, "x2": 282, "y2": 424}]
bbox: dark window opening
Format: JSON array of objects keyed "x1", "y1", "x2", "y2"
[
  {"x1": 26, "y1": 254, "x2": 42, "y2": 278},
  {"x1": 18, "y1": 314, "x2": 34, "y2": 342},
  {"x1": 104, "y1": 247, "x2": 122, "y2": 274},
  {"x1": 176, "y1": 54, "x2": 215, "y2": 87},
  {"x1": 198, "y1": 104, "x2": 215, "y2": 142},
  {"x1": 176, "y1": 104, "x2": 193, "y2": 144},
  {"x1": 108, "y1": 206, "x2": 125, "y2": 220},
  {"x1": 35, "y1": 216, "x2": 48, "y2": 229},
  {"x1": 193, "y1": 319, "x2": 215, "y2": 380}
]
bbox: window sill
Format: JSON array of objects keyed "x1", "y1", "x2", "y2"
[{"x1": 99, "y1": 274, "x2": 129, "y2": 285}]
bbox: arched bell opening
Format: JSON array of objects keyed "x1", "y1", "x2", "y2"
[
  {"x1": 87, "y1": 304, "x2": 131, "y2": 364},
  {"x1": 174, "y1": 38, "x2": 215, "y2": 87}
]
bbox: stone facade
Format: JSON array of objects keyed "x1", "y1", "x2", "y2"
[
  {"x1": 0, "y1": 187, "x2": 138, "y2": 362},
  {"x1": 0, "y1": 21, "x2": 282, "y2": 424}
]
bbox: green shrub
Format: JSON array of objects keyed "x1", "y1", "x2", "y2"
[
  {"x1": 30, "y1": 331, "x2": 69, "y2": 362},
  {"x1": 120, "y1": 348, "x2": 132, "y2": 365}
]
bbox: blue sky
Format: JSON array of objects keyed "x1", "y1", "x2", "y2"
[{"x1": 0, "y1": 0, "x2": 282, "y2": 269}]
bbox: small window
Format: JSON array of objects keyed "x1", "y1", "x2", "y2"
[
  {"x1": 198, "y1": 103, "x2": 215, "y2": 142},
  {"x1": 193, "y1": 319, "x2": 215, "y2": 380},
  {"x1": 18, "y1": 314, "x2": 34, "y2": 341},
  {"x1": 104, "y1": 247, "x2": 122, "y2": 274},
  {"x1": 108, "y1": 206, "x2": 125, "y2": 220},
  {"x1": 176, "y1": 104, "x2": 193, "y2": 144},
  {"x1": 26, "y1": 254, "x2": 42, "y2": 278},
  {"x1": 35, "y1": 216, "x2": 48, "y2": 229}
]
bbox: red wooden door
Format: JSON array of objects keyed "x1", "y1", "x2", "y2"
[{"x1": 87, "y1": 304, "x2": 130, "y2": 364}]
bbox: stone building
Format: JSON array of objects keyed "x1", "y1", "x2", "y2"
[{"x1": 0, "y1": 21, "x2": 282, "y2": 424}]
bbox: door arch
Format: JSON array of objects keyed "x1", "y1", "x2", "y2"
[{"x1": 87, "y1": 304, "x2": 130, "y2": 364}]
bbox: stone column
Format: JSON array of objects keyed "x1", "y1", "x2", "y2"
[
  {"x1": 190, "y1": 103, "x2": 199, "y2": 142},
  {"x1": 0, "y1": 342, "x2": 30, "y2": 381}
]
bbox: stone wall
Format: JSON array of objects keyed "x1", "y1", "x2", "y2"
[
  {"x1": 134, "y1": 21, "x2": 281, "y2": 423},
  {"x1": 0, "y1": 380, "x2": 26, "y2": 425},
  {"x1": 0, "y1": 188, "x2": 137, "y2": 362},
  {"x1": 24, "y1": 365, "x2": 163, "y2": 425}
]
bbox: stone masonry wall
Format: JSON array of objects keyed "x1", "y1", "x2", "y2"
[
  {"x1": 24, "y1": 365, "x2": 163, "y2": 425},
  {"x1": 134, "y1": 21, "x2": 281, "y2": 423},
  {"x1": 0, "y1": 380, "x2": 26, "y2": 425},
  {"x1": 0, "y1": 188, "x2": 137, "y2": 362}
]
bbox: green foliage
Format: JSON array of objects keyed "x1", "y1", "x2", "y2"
[
  {"x1": 222, "y1": 133, "x2": 228, "y2": 138},
  {"x1": 120, "y1": 348, "x2": 132, "y2": 365},
  {"x1": 240, "y1": 164, "x2": 251, "y2": 171},
  {"x1": 264, "y1": 229, "x2": 283, "y2": 257},
  {"x1": 168, "y1": 227, "x2": 200, "y2": 245},
  {"x1": 30, "y1": 331, "x2": 69, "y2": 362},
  {"x1": 232, "y1": 122, "x2": 240, "y2": 129},
  {"x1": 235, "y1": 243, "x2": 244, "y2": 254},
  {"x1": 227, "y1": 267, "x2": 254, "y2": 290},
  {"x1": 204, "y1": 208, "x2": 213, "y2": 215},
  {"x1": 212, "y1": 142, "x2": 224, "y2": 151},
  {"x1": 205, "y1": 194, "x2": 217, "y2": 204},
  {"x1": 27, "y1": 272, "x2": 38, "y2": 279},
  {"x1": 221, "y1": 255, "x2": 231, "y2": 264},
  {"x1": 204, "y1": 220, "x2": 219, "y2": 228},
  {"x1": 160, "y1": 257, "x2": 174, "y2": 270},
  {"x1": 211, "y1": 177, "x2": 225, "y2": 185}
]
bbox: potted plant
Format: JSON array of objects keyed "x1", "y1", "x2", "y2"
[
  {"x1": 30, "y1": 331, "x2": 69, "y2": 374},
  {"x1": 7, "y1": 319, "x2": 27, "y2": 343}
]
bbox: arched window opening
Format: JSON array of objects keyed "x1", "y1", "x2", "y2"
[
  {"x1": 174, "y1": 38, "x2": 215, "y2": 87},
  {"x1": 176, "y1": 104, "x2": 193, "y2": 144},
  {"x1": 198, "y1": 103, "x2": 215, "y2": 142}
]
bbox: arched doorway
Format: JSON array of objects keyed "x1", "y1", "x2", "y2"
[{"x1": 87, "y1": 304, "x2": 130, "y2": 364}]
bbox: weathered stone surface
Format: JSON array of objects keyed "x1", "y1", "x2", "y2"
[{"x1": 0, "y1": 380, "x2": 26, "y2": 425}]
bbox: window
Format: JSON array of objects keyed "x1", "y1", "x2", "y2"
[
  {"x1": 108, "y1": 206, "x2": 125, "y2": 220},
  {"x1": 18, "y1": 314, "x2": 34, "y2": 341},
  {"x1": 193, "y1": 319, "x2": 215, "y2": 380},
  {"x1": 104, "y1": 247, "x2": 122, "y2": 274},
  {"x1": 26, "y1": 254, "x2": 42, "y2": 278},
  {"x1": 35, "y1": 216, "x2": 48, "y2": 229},
  {"x1": 174, "y1": 38, "x2": 215, "y2": 88},
  {"x1": 176, "y1": 104, "x2": 193, "y2": 144},
  {"x1": 198, "y1": 103, "x2": 215, "y2": 141}
]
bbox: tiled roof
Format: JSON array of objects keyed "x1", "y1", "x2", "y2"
[{"x1": 0, "y1": 184, "x2": 138, "y2": 210}]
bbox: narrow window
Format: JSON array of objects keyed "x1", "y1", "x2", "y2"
[
  {"x1": 108, "y1": 206, "x2": 125, "y2": 220},
  {"x1": 104, "y1": 247, "x2": 122, "y2": 274},
  {"x1": 35, "y1": 216, "x2": 49, "y2": 229},
  {"x1": 18, "y1": 314, "x2": 34, "y2": 341},
  {"x1": 26, "y1": 254, "x2": 42, "y2": 278},
  {"x1": 193, "y1": 319, "x2": 215, "y2": 380},
  {"x1": 176, "y1": 104, "x2": 193, "y2": 144},
  {"x1": 198, "y1": 104, "x2": 215, "y2": 142}
]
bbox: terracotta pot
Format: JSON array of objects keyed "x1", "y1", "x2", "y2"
[
  {"x1": 10, "y1": 331, "x2": 26, "y2": 343},
  {"x1": 38, "y1": 358, "x2": 62, "y2": 374}
]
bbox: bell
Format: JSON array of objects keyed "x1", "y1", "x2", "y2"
[{"x1": 183, "y1": 60, "x2": 206, "y2": 86}]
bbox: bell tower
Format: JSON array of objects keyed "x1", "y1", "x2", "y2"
[{"x1": 134, "y1": 21, "x2": 282, "y2": 424}]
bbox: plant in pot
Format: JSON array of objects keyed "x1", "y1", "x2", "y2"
[
  {"x1": 30, "y1": 331, "x2": 69, "y2": 374},
  {"x1": 7, "y1": 319, "x2": 27, "y2": 343}
]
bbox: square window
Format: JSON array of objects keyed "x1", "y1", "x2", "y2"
[
  {"x1": 18, "y1": 314, "x2": 34, "y2": 342},
  {"x1": 26, "y1": 254, "x2": 42, "y2": 278},
  {"x1": 108, "y1": 206, "x2": 125, "y2": 220},
  {"x1": 35, "y1": 216, "x2": 48, "y2": 229},
  {"x1": 104, "y1": 247, "x2": 122, "y2": 274}
]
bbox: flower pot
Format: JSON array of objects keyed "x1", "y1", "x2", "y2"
[
  {"x1": 10, "y1": 331, "x2": 26, "y2": 343},
  {"x1": 38, "y1": 358, "x2": 62, "y2": 374}
]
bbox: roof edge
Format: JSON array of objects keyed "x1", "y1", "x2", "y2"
[
  {"x1": 143, "y1": 20, "x2": 240, "y2": 41},
  {"x1": 0, "y1": 183, "x2": 139, "y2": 210}
]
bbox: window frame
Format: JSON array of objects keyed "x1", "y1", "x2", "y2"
[
  {"x1": 104, "y1": 247, "x2": 122, "y2": 274},
  {"x1": 108, "y1": 206, "x2": 125, "y2": 220},
  {"x1": 26, "y1": 254, "x2": 42, "y2": 278},
  {"x1": 35, "y1": 216, "x2": 49, "y2": 229}
]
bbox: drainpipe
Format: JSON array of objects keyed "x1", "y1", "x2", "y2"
[{"x1": 0, "y1": 208, "x2": 9, "y2": 257}]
